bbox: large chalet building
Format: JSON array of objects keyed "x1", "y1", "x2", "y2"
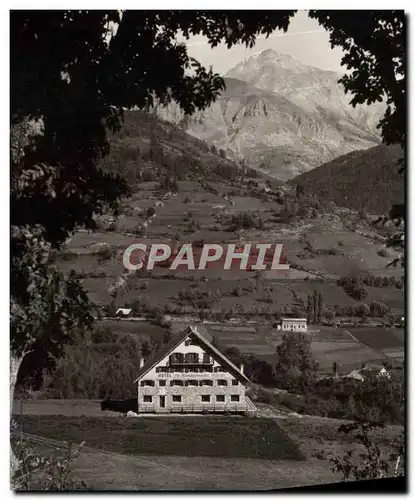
[{"x1": 134, "y1": 326, "x2": 257, "y2": 415}]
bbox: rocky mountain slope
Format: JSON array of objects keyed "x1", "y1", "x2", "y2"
[
  {"x1": 159, "y1": 50, "x2": 385, "y2": 181},
  {"x1": 290, "y1": 144, "x2": 404, "y2": 214}
]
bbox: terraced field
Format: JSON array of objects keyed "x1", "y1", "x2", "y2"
[
  {"x1": 193, "y1": 323, "x2": 393, "y2": 372},
  {"x1": 53, "y1": 174, "x2": 404, "y2": 379},
  {"x1": 348, "y1": 327, "x2": 404, "y2": 360}
]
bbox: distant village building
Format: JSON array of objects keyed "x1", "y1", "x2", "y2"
[
  {"x1": 346, "y1": 364, "x2": 390, "y2": 382},
  {"x1": 116, "y1": 308, "x2": 132, "y2": 318},
  {"x1": 134, "y1": 326, "x2": 257, "y2": 415},
  {"x1": 212, "y1": 203, "x2": 226, "y2": 211},
  {"x1": 277, "y1": 318, "x2": 308, "y2": 332}
]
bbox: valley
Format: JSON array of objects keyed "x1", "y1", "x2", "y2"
[{"x1": 160, "y1": 49, "x2": 385, "y2": 180}]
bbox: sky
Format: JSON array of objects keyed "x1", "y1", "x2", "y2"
[{"x1": 184, "y1": 10, "x2": 345, "y2": 75}]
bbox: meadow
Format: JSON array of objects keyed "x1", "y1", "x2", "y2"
[
  {"x1": 15, "y1": 414, "x2": 304, "y2": 461},
  {"x1": 52, "y1": 175, "x2": 404, "y2": 378}
]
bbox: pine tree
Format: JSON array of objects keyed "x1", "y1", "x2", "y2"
[
  {"x1": 307, "y1": 294, "x2": 313, "y2": 324},
  {"x1": 313, "y1": 290, "x2": 318, "y2": 324},
  {"x1": 317, "y1": 292, "x2": 323, "y2": 324},
  {"x1": 107, "y1": 299, "x2": 117, "y2": 317}
]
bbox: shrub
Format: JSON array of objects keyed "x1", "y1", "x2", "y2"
[
  {"x1": 96, "y1": 245, "x2": 117, "y2": 262},
  {"x1": 12, "y1": 435, "x2": 87, "y2": 491},
  {"x1": 377, "y1": 247, "x2": 391, "y2": 258}
]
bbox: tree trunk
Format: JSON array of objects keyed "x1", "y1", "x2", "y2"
[{"x1": 10, "y1": 351, "x2": 26, "y2": 489}]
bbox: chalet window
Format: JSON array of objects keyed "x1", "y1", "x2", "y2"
[
  {"x1": 185, "y1": 380, "x2": 198, "y2": 386},
  {"x1": 170, "y1": 353, "x2": 184, "y2": 364},
  {"x1": 214, "y1": 366, "x2": 227, "y2": 373},
  {"x1": 159, "y1": 380, "x2": 166, "y2": 386},
  {"x1": 232, "y1": 380, "x2": 238, "y2": 386},
  {"x1": 216, "y1": 395, "x2": 225, "y2": 402},
  {"x1": 141, "y1": 380, "x2": 155, "y2": 387},
  {"x1": 231, "y1": 395, "x2": 240, "y2": 402},
  {"x1": 172, "y1": 395, "x2": 182, "y2": 403},
  {"x1": 218, "y1": 380, "x2": 227, "y2": 386},
  {"x1": 143, "y1": 396, "x2": 152, "y2": 403},
  {"x1": 185, "y1": 353, "x2": 199, "y2": 364},
  {"x1": 200, "y1": 380, "x2": 213, "y2": 387},
  {"x1": 170, "y1": 380, "x2": 184, "y2": 386},
  {"x1": 201, "y1": 395, "x2": 210, "y2": 402}
]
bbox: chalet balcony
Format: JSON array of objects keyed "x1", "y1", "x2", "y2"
[
  {"x1": 168, "y1": 354, "x2": 213, "y2": 366},
  {"x1": 156, "y1": 365, "x2": 214, "y2": 374},
  {"x1": 137, "y1": 403, "x2": 256, "y2": 416},
  {"x1": 168, "y1": 360, "x2": 214, "y2": 366}
]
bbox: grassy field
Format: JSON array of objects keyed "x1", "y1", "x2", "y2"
[
  {"x1": 278, "y1": 414, "x2": 403, "y2": 463},
  {"x1": 12, "y1": 399, "x2": 403, "y2": 490},
  {"x1": 19, "y1": 433, "x2": 339, "y2": 490},
  {"x1": 98, "y1": 320, "x2": 167, "y2": 339},
  {"x1": 348, "y1": 327, "x2": 404, "y2": 353},
  {"x1": 51, "y1": 171, "x2": 404, "y2": 381},
  {"x1": 289, "y1": 281, "x2": 356, "y2": 306},
  {"x1": 201, "y1": 323, "x2": 391, "y2": 372},
  {"x1": 12, "y1": 395, "x2": 403, "y2": 490},
  {"x1": 15, "y1": 414, "x2": 304, "y2": 461}
]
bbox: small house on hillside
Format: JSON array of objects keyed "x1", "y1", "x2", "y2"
[
  {"x1": 346, "y1": 364, "x2": 390, "y2": 382},
  {"x1": 134, "y1": 325, "x2": 257, "y2": 415},
  {"x1": 276, "y1": 318, "x2": 308, "y2": 332},
  {"x1": 116, "y1": 308, "x2": 132, "y2": 318}
]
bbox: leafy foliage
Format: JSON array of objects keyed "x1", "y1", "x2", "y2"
[
  {"x1": 276, "y1": 332, "x2": 318, "y2": 389},
  {"x1": 11, "y1": 430, "x2": 86, "y2": 491},
  {"x1": 10, "y1": 11, "x2": 297, "y2": 378},
  {"x1": 337, "y1": 277, "x2": 369, "y2": 301},
  {"x1": 44, "y1": 329, "x2": 142, "y2": 399},
  {"x1": 310, "y1": 11, "x2": 405, "y2": 147},
  {"x1": 331, "y1": 421, "x2": 404, "y2": 481}
]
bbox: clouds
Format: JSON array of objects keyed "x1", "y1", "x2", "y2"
[{"x1": 182, "y1": 11, "x2": 344, "y2": 75}]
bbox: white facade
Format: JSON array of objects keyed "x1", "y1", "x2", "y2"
[
  {"x1": 135, "y1": 326, "x2": 256, "y2": 415},
  {"x1": 278, "y1": 318, "x2": 308, "y2": 332}
]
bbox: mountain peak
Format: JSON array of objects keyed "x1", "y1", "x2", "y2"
[
  {"x1": 226, "y1": 49, "x2": 316, "y2": 79},
  {"x1": 253, "y1": 48, "x2": 294, "y2": 60}
]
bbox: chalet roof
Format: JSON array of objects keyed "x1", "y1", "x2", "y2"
[
  {"x1": 360, "y1": 364, "x2": 388, "y2": 373},
  {"x1": 134, "y1": 325, "x2": 250, "y2": 385},
  {"x1": 281, "y1": 318, "x2": 307, "y2": 322},
  {"x1": 116, "y1": 308, "x2": 132, "y2": 315},
  {"x1": 346, "y1": 369, "x2": 365, "y2": 380},
  {"x1": 345, "y1": 364, "x2": 389, "y2": 380}
]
